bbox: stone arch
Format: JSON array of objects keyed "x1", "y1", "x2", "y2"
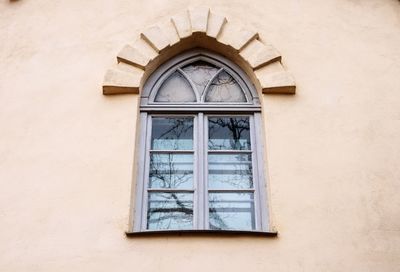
[{"x1": 102, "y1": 7, "x2": 296, "y2": 95}]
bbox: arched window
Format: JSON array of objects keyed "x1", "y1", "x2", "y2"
[{"x1": 132, "y1": 50, "x2": 269, "y2": 234}]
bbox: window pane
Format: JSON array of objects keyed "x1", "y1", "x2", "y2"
[
  {"x1": 208, "y1": 117, "x2": 251, "y2": 150},
  {"x1": 205, "y1": 70, "x2": 246, "y2": 102},
  {"x1": 149, "y1": 153, "x2": 193, "y2": 189},
  {"x1": 181, "y1": 61, "x2": 219, "y2": 96},
  {"x1": 151, "y1": 117, "x2": 193, "y2": 150},
  {"x1": 208, "y1": 154, "x2": 253, "y2": 189},
  {"x1": 209, "y1": 193, "x2": 255, "y2": 230},
  {"x1": 147, "y1": 193, "x2": 193, "y2": 230},
  {"x1": 155, "y1": 71, "x2": 196, "y2": 102}
]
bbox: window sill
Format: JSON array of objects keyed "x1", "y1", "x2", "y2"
[{"x1": 125, "y1": 229, "x2": 278, "y2": 237}]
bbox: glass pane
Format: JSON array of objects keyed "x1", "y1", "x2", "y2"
[
  {"x1": 150, "y1": 153, "x2": 193, "y2": 189},
  {"x1": 181, "y1": 61, "x2": 219, "y2": 96},
  {"x1": 205, "y1": 70, "x2": 246, "y2": 102},
  {"x1": 147, "y1": 193, "x2": 193, "y2": 230},
  {"x1": 209, "y1": 193, "x2": 255, "y2": 230},
  {"x1": 155, "y1": 71, "x2": 196, "y2": 102},
  {"x1": 208, "y1": 154, "x2": 252, "y2": 189},
  {"x1": 151, "y1": 117, "x2": 193, "y2": 150},
  {"x1": 208, "y1": 117, "x2": 251, "y2": 150}
]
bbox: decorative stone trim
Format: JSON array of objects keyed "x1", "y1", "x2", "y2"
[
  {"x1": 103, "y1": 7, "x2": 296, "y2": 95},
  {"x1": 117, "y1": 45, "x2": 150, "y2": 69},
  {"x1": 103, "y1": 67, "x2": 143, "y2": 94},
  {"x1": 189, "y1": 7, "x2": 209, "y2": 33},
  {"x1": 217, "y1": 22, "x2": 258, "y2": 51},
  {"x1": 239, "y1": 39, "x2": 281, "y2": 70},
  {"x1": 141, "y1": 26, "x2": 170, "y2": 53}
]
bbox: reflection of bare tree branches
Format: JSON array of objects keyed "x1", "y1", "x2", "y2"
[
  {"x1": 208, "y1": 117, "x2": 250, "y2": 150},
  {"x1": 155, "y1": 71, "x2": 196, "y2": 102},
  {"x1": 209, "y1": 207, "x2": 229, "y2": 230},
  {"x1": 207, "y1": 117, "x2": 254, "y2": 230},
  {"x1": 209, "y1": 154, "x2": 252, "y2": 189},
  {"x1": 150, "y1": 153, "x2": 192, "y2": 188},
  {"x1": 147, "y1": 193, "x2": 193, "y2": 229},
  {"x1": 182, "y1": 61, "x2": 219, "y2": 96},
  {"x1": 152, "y1": 118, "x2": 193, "y2": 150},
  {"x1": 205, "y1": 71, "x2": 246, "y2": 102},
  {"x1": 210, "y1": 72, "x2": 236, "y2": 87},
  {"x1": 148, "y1": 117, "x2": 195, "y2": 229},
  {"x1": 208, "y1": 117, "x2": 252, "y2": 189},
  {"x1": 209, "y1": 194, "x2": 255, "y2": 230}
]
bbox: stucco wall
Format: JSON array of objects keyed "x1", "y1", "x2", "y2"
[{"x1": 1, "y1": 0, "x2": 400, "y2": 271}]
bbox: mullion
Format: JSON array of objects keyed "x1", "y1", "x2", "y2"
[{"x1": 197, "y1": 112, "x2": 206, "y2": 229}]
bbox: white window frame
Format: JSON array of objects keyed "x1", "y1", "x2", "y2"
[{"x1": 129, "y1": 50, "x2": 272, "y2": 234}]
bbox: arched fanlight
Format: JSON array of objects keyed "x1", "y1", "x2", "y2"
[{"x1": 145, "y1": 51, "x2": 256, "y2": 106}]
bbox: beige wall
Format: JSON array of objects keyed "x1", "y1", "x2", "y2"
[{"x1": 1, "y1": 0, "x2": 400, "y2": 271}]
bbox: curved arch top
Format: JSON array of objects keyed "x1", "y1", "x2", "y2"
[
  {"x1": 102, "y1": 7, "x2": 296, "y2": 96},
  {"x1": 142, "y1": 50, "x2": 260, "y2": 107}
]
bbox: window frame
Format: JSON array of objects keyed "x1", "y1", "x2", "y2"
[{"x1": 130, "y1": 50, "x2": 272, "y2": 234}]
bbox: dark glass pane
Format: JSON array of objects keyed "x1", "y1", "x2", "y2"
[
  {"x1": 208, "y1": 154, "x2": 253, "y2": 189},
  {"x1": 209, "y1": 193, "x2": 255, "y2": 230},
  {"x1": 181, "y1": 61, "x2": 219, "y2": 96},
  {"x1": 151, "y1": 117, "x2": 193, "y2": 150},
  {"x1": 149, "y1": 153, "x2": 193, "y2": 189},
  {"x1": 205, "y1": 71, "x2": 246, "y2": 102},
  {"x1": 208, "y1": 117, "x2": 251, "y2": 150},
  {"x1": 155, "y1": 71, "x2": 196, "y2": 102},
  {"x1": 147, "y1": 193, "x2": 193, "y2": 230}
]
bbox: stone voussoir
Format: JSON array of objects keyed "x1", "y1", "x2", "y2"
[
  {"x1": 240, "y1": 39, "x2": 281, "y2": 69},
  {"x1": 189, "y1": 7, "x2": 209, "y2": 33},
  {"x1": 103, "y1": 8, "x2": 296, "y2": 96},
  {"x1": 117, "y1": 44, "x2": 150, "y2": 70},
  {"x1": 159, "y1": 19, "x2": 181, "y2": 46},
  {"x1": 206, "y1": 12, "x2": 227, "y2": 39},
  {"x1": 217, "y1": 21, "x2": 259, "y2": 51},
  {"x1": 141, "y1": 25, "x2": 170, "y2": 53},
  {"x1": 255, "y1": 70, "x2": 296, "y2": 94},
  {"x1": 103, "y1": 68, "x2": 143, "y2": 95},
  {"x1": 171, "y1": 11, "x2": 192, "y2": 39}
]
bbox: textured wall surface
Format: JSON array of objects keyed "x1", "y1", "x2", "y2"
[{"x1": 1, "y1": 0, "x2": 400, "y2": 271}]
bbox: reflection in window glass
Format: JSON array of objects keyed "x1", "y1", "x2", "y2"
[
  {"x1": 155, "y1": 71, "x2": 196, "y2": 102},
  {"x1": 205, "y1": 71, "x2": 246, "y2": 102},
  {"x1": 181, "y1": 61, "x2": 219, "y2": 96},
  {"x1": 208, "y1": 117, "x2": 251, "y2": 150},
  {"x1": 151, "y1": 117, "x2": 193, "y2": 150},
  {"x1": 209, "y1": 193, "x2": 255, "y2": 230},
  {"x1": 150, "y1": 153, "x2": 193, "y2": 189},
  {"x1": 147, "y1": 193, "x2": 193, "y2": 230},
  {"x1": 208, "y1": 154, "x2": 253, "y2": 189}
]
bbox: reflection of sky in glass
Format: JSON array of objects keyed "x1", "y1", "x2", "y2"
[
  {"x1": 150, "y1": 153, "x2": 193, "y2": 189},
  {"x1": 209, "y1": 193, "x2": 255, "y2": 230},
  {"x1": 151, "y1": 117, "x2": 193, "y2": 150},
  {"x1": 155, "y1": 71, "x2": 196, "y2": 102},
  {"x1": 208, "y1": 117, "x2": 251, "y2": 150},
  {"x1": 147, "y1": 193, "x2": 193, "y2": 230},
  {"x1": 208, "y1": 154, "x2": 253, "y2": 189},
  {"x1": 182, "y1": 61, "x2": 219, "y2": 96},
  {"x1": 205, "y1": 71, "x2": 246, "y2": 102}
]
